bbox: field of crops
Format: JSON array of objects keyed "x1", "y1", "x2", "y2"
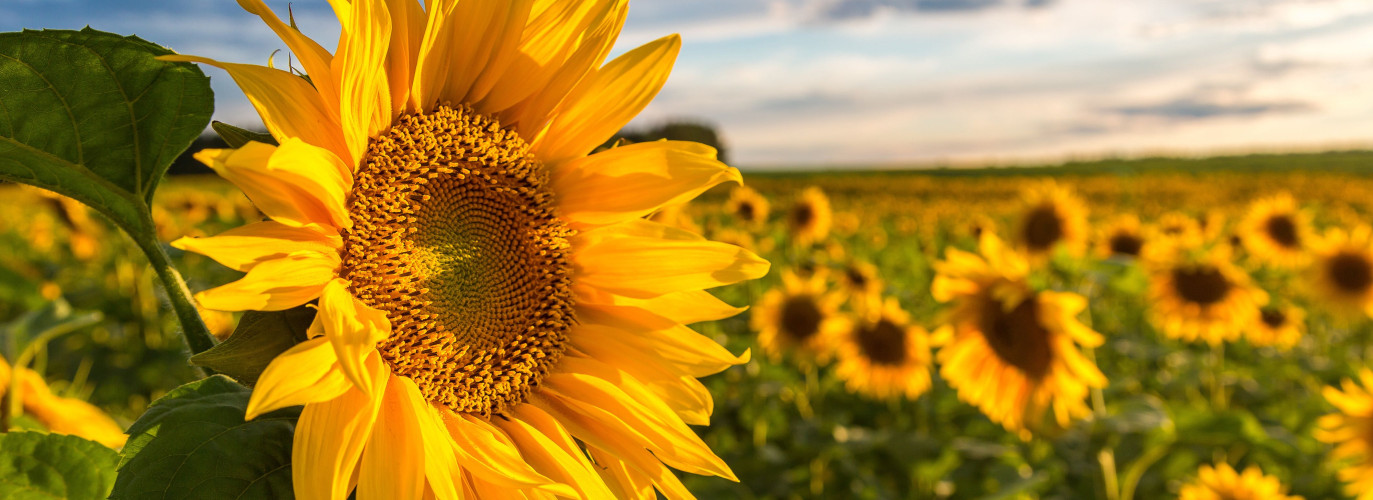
[{"x1": 8, "y1": 151, "x2": 1373, "y2": 499}]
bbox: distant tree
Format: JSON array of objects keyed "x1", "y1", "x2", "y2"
[{"x1": 600, "y1": 119, "x2": 729, "y2": 164}]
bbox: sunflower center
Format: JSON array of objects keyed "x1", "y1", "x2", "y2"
[
  {"x1": 1260, "y1": 308, "x2": 1287, "y2": 328},
  {"x1": 737, "y1": 201, "x2": 756, "y2": 221},
  {"x1": 1264, "y1": 215, "x2": 1300, "y2": 248},
  {"x1": 780, "y1": 295, "x2": 823, "y2": 342},
  {"x1": 1329, "y1": 252, "x2": 1373, "y2": 294},
  {"x1": 855, "y1": 319, "x2": 907, "y2": 366},
  {"x1": 340, "y1": 105, "x2": 574, "y2": 417},
  {"x1": 845, "y1": 266, "x2": 868, "y2": 289},
  {"x1": 1171, "y1": 266, "x2": 1230, "y2": 305},
  {"x1": 791, "y1": 204, "x2": 815, "y2": 229},
  {"x1": 1108, "y1": 233, "x2": 1143, "y2": 257},
  {"x1": 1023, "y1": 204, "x2": 1063, "y2": 251},
  {"x1": 979, "y1": 296, "x2": 1053, "y2": 380}
]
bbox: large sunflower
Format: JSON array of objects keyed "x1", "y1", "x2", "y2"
[
  {"x1": 833, "y1": 297, "x2": 932, "y2": 401},
  {"x1": 787, "y1": 186, "x2": 833, "y2": 246},
  {"x1": 752, "y1": 269, "x2": 847, "y2": 363},
  {"x1": 931, "y1": 234, "x2": 1106, "y2": 438},
  {"x1": 1146, "y1": 241, "x2": 1267, "y2": 345},
  {"x1": 1013, "y1": 182, "x2": 1088, "y2": 261},
  {"x1": 1308, "y1": 225, "x2": 1373, "y2": 319},
  {"x1": 1239, "y1": 193, "x2": 1312, "y2": 268},
  {"x1": 1318, "y1": 369, "x2": 1373, "y2": 500},
  {"x1": 168, "y1": 1, "x2": 769, "y2": 498},
  {"x1": 1178, "y1": 463, "x2": 1303, "y2": 500}
]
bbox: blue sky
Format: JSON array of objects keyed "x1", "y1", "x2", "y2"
[{"x1": 8, "y1": 0, "x2": 1373, "y2": 168}]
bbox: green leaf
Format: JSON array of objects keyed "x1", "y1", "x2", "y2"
[
  {"x1": 0, "y1": 28, "x2": 213, "y2": 239},
  {"x1": 0, "y1": 431, "x2": 119, "y2": 500},
  {"x1": 189, "y1": 306, "x2": 314, "y2": 386},
  {"x1": 211, "y1": 121, "x2": 277, "y2": 149},
  {"x1": 111, "y1": 376, "x2": 299, "y2": 500}
]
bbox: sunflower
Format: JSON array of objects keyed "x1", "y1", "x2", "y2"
[
  {"x1": 834, "y1": 297, "x2": 931, "y2": 400},
  {"x1": 788, "y1": 186, "x2": 833, "y2": 246},
  {"x1": 168, "y1": 1, "x2": 769, "y2": 497},
  {"x1": 725, "y1": 185, "x2": 770, "y2": 229},
  {"x1": 1178, "y1": 463, "x2": 1303, "y2": 500},
  {"x1": 1146, "y1": 241, "x2": 1267, "y2": 345},
  {"x1": 1095, "y1": 214, "x2": 1146, "y2": 260},
  {"x1": 752, "y1": 270, "x2": 847, "y2": 363},
  {"x1": 0, "y1": 357, "x2": 126, "y2": 449},
  {"x1": 1246, "y1": 304, "x2": 1304, "y2": 350},
  {"x1": 931, "y1": 233, "x2": 1106, "y2": 438},
  {"x1": 1318, "y1": 369, "x2": 1373, "y2": 500},
  {"x1": 1239, "y1": 193, "x2": 1312, "y2": 268},
  {"x1": 648, "y1": 202, "x2": 702, "y2": 235},
  {"x1": 1013, "y1": 182, "x2": 1088, "y2": 261},
  {"x1": 1151, "y1": 211, "x2": 1204, "y2": 244},
  {"x1": 838, "y1": 260, "x2": 882, "y2": 303},
  {"x1": 1308, "y1": 226, "x2": 1373, "y2": 319}
]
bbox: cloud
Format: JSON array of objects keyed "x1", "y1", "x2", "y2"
[
  {"x1": 1105, "y1": 97, "x2": 1312, "y2": 121},
  {"x1": 813, "y1": 0, "x2": 1056, "y2": 20}
]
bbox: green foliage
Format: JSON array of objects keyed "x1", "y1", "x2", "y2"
[
  {"x1": 189, "y1": 307, "x2": 313, "y2": 386},
  {"x1": 111, "y1": 376, "x2": 299, "y2": 500},
  {"x1": 0, "y1": 432, "x2": 119, "y2": 500}
]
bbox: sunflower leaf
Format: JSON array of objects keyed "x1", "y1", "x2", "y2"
[
  {"x1": 189, "y1": 306, "x2": 315, "y2": 386},
  {"x1": 0, "y1": 27, "x2": 213, "y2": 240},
  {"x1": 111, "y1": 375, "x2": 299, "y2": 500},
  {"x1": 0, "y1": 431, "x2": 120, "y2": 500}
]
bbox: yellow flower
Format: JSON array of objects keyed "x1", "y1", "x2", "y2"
[
  {"x1": 0, "y1": 357, "x2": 126, "y2": 449},
  {"x1": 1146, "y1": 241, "x2": 1267, "y2": 345},
  {"x1": 1247, "y1": 305, "x2": 1304, "y2": 350},
  {"x1": 1239, "y1": 193, "x2": 1312, "y2": 268},
  {"x1": 1178, "y1": 463, "x2": 1303, "y2": 500},
  {"x1": 931, "y1": 233, "x2": 1106, "y2": 438},
  {"x1": 833, "y1": 297, "x2": 932, "y2": 401},
  {"x1": 725, "y1": 185, "x2": 770, "y2": 229},
  {"x1": 1308, "y1": 225, "x2": 1373, "y2": 319},
  {"x1": 168, "y1": 1, "x2": 768, "y2": 497},
  {"x1": 1318, "y1": 370, "x2": 1373, "y2": 500},
  {"x1": 838, "y1": 260, "x2": 882, "y2": 303},
  {"x1": 1096, "y1": 214, "x2": 1145, "y2": 260},
  {"x1": 1013, "y1": 182, "x2": 1088, "y2": 261},
  {"x1": 751, "y1": 269, "x2": 848, "y2": 363},
  {"x1": 1151, "y1": 211, "x2": 1205, "y2": 246},
  {"x1": 788, "y1": 187, "x2": 833, "y2": 246}
]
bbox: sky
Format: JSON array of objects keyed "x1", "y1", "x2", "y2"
[{"x1": 7, "y1": 0, "x2": 1373, "y2": 168}]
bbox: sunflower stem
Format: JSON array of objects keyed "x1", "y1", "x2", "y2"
[{"x1": 132, "y1": 230, "x2": 218, "y2": 358}]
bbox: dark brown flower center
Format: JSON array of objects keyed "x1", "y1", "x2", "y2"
[
  {"x1": 341, "y1": 105, "x2": 574, "y2": 417},
  {"x1": 1264, "y1": 215, "x2": 1300, "y2": 248},
  {"x1": 1108, "y1": 233, "x2": 1143, "y2": 257},
  {"x1": 1022, "y1": 204, "x2": 1063, "y2": 251},
  {"x1": 855, "y1": 319, "x2": 908, "y2": 366},
  {"x1": 1171, "y1": 265, "x2": 1231, "y2": 305},
  {"x1": 780, "y1": 295, "x2": 823, "y2": 342},
  {"x1": 790, "y1": 203, "x2": 815, "y2": 229},
  {"x1": 1329, "y1": 252, "x2": 1373, "y2": 294},
  {"x1": 978, "y1": 296, "x2": 1053, "y2": 379},
  {"x1": 1260, "y1": 308, "x2": 1287, "y2": 328},
  {"x1": 736, "y1": 200, "x2": 756, "y2": 222}
]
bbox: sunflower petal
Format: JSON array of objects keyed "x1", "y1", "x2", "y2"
[
  {"x1": 442, "y1": 412, "x2": 569, "y2": 494},
  {"x1": 193, "y1": 139, "x2": 351, "y2": 229},
  {"x1": 318, "y1": 279, "x2": 392, "y2": 397},
  {"x1": 575, "y1": 287, "x2": 746, "y2": 325},
  {"x1": 335, "y1": 0, "x2": 393, "y2": 163},
  {"x1": 577, "y1": 304, "x2": 749, "y2": 377},
  {"x1": 195, "y1": 251, "x2": 339, "y2": 311},
  {"x1": 575, "y1": 222, "x2": 769, "y2": 299},
  {"x1": 505, "y1": 0, "x2": 626, "y2": 139},
  {"x1": 401, "y1": 378, "x2": 464, "y2": 500},
  {"x1": 498, "y1": 404, "x2": 616, "y2": 499},
  {"x1": 553, "y1": 141, "x2": 741, "y2": 227},
  {"x1": 235, "y1": 0, "x2": 342, "y2": 126},
  {"x1": 383, "y1": 0, "x2": 426, "y2": 117},
  {"x1": 245, "y1": 337, "x2": 352, "y2": 419},
  {"x1": 586, "y1": 446, "x2": 660, "y2": 500},
  {"x1": 358, "y1": 375, "x2": 426, "y2": 500},
  {"x1": 477, "y1": 0, "x2": 623, "y2": 114},
  {"x1": 292, "y1": 356, "x2": 388, "y2": 500},
  {"x1": 172, "y1": 221, "x2": 340, "y2": 273}
]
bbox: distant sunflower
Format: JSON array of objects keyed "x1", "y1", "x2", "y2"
[
  {"x1": 839, "y1": 260, "x2": 882, "y2": 302},
  {"x1": 1014, "y1": 182, "x2": 1088, "y2": 260},
  {"x1": 649, "y1": 202, "x2": 702, "y2": 234},
  {"x1": 168, "y1": 1, "x2": 768, "y2": 497},
  {"x1": 1240, "y1": 193, "x2": 1312, "y2": 268},
  {"x1": 1318, "y1": 369, "x2": 1373, "y2": 500},
  {"x1": 964, "y1": 214, "x2": 999, "y2": 243},
  {"x1": 0, "y1": 357, "x2": 126, "y2": 449},
  {"x1": 834, "y1": 298, "x2": 932, "y2": 400},
  {"x1": 1247, "y1": 305, "x2": 1305, "y2": 350},
  {"x1": 1146, "y1": 241, "x2": 1267, "y2": 345},
  {"x1": 788, "y1": 187, "x2": 833, "y2": 246},
  {"x1": 931, "y1": 234, "x2": 1106, "y2": 437},
  {"x1": 1096, "y1": 214, "x2": 1146, "y2": 259},
  {"x1": 725, "y1": 185, "x2": 770, "y2": 229},
  {"x1": 1178, "y1": 463, "x2": 1303, "y2": 500},
  {"x1": 1308, "y1": 226, "x2": 1373, "y2": 319},
  {"x1": 1151, "y1": 211, "x2": 1204, "y2": 244},
  {"x1": 752, "y1": 270, "x2": 848, "y2": 362}
]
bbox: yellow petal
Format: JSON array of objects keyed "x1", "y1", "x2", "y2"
[
  {"x1": 553, "y1": 141, "x2": 741, "y2": 228},
  {"x1": 477, "y1": 0, "x2": 623, "y2": 114},
  {"x1": 497, "y1": 404, "x2": 615, "y2": 499},
  {"x1": 585, "y1": 446, "x2": 659, "y2": 500},
  {"x1": 172, "y1": 221, "x2": 340, "y2": 272},
  {"x1": 400, "y1": 378, "x2": 464, "y2": 500},
  {"x1": 504, "y1": 1, "x2": 626, "y2": 139},
  {"x1": 563, "y1": 348, "x2": 712, "y2": 425},
  {"x1": 413, "y1": 0, "x2": 527, "y2": 109},
  {"x1": 534, "y1": 398, "x2": 699, "y2": 499},
  {"x1": 575, "y1": 287, "x2": 746, "y2": 325},
  {"x1": 196, "y1": 251, "x2": 339, "y2": 311},
  {"x1": 384, "y1": 0, "x2": 425, "y2": 117},
  {"x1": 533, "y1": 34, "x2": 680, "y2": 164},
  {"x1": 245, "y1": 337, "x2": 353, "y2": 419},
  {"x1": 575, "y1": 221, "x2": 769, "y2": 299},
  {"x1": 334, "y1": 0, "x2": 393, "y2": 163},
  {"x1": 318, "y1": 279, "x2": 392, "y2": 397},
  {"x1": 193, "y1": 139, "x2": 351, "y2": 229},
  {"x1": 158, "y1": 55, "x2": 348, "y2": 161},
  {"x1": 358, "y1": 375, "x2": 426, "y2": 500},
  {"x1": 577, "y1": 303, "x2": 748, "y2": 377},
  {"x1": 292, "y1": 356, "x2": 388, "y2": 500},
  {"x1": 464, "y1": 0, "x2": 538, "y2": 108},
  {"x1": 235, "y1": 0, "x2": 343, "y2": 128},
  {"x1": 442, "y1": 412, "x2": 568, "y2": 494}
]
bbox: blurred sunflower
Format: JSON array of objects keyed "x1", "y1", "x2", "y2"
[
  {"x1": 1013, "y1": 182, "x2": 1088, "y2": 261},
  {"x1": 834, "y1": 297, "x2": 932, "y2": 401},
  {"x1": 1246, "y1": 305, "x2": 1304, "y2": 350},
  {"x1": 725, "y1": 185, "x2": 770, "y2": 229},
  {"x1": 963, "y1": 213, "x2": 999, "y2": 243},
  {"x1": 1146, "y1": 241, "x2": 1266, "y2": 345},
  {"x1": 1178, "y1": 463, "x2": 1303, "y2": 500},
  {"x1": 931, "y1": 234, "x2": 1106, "y2": 438},
  {"x1": 788, "y1": 186, "x2": 833, "y2": 246},
  {"x1": 1151, "y1": 211, "x2": 1204, "y2": 244},
  {"x1": 1096, "y1": 214, "x2": 1145, "y2": 259},
  {"x1": 839, "y1": 260, "x2": 882, "y2": 303},
  {"x1": 752, "y1": 270, "x2": 847, "y2": 363},
  {"x1": 169, "y1": 1, "x2": 768, "y2": 497},
  {"x1": 648, "y1": 202, "x2": 702, "y2": 234},
  {"x1": 0, "y1": 357, "x2": 126, "y2": 449},
  {"x1": 1308, "y1": 226, "x2": 1373, "y2": 319},
  {"x1": 1318, "y1": 369, "x2": 1373, "y2": 500},
  {"x1": 1239, "y1": 193, "x2": 1311, "y2": 268}
]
